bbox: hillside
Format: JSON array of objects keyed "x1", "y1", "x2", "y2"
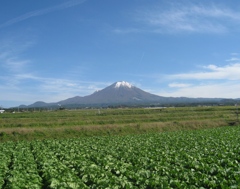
[{"x1": 19, "y1": 81, "x2": 237, "y2": 108}]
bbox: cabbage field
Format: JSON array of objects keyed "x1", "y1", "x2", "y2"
[{"x1": 0, "y1": 126, "x2": 239, "y2": 188}]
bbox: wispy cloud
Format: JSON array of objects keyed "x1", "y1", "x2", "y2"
[
  {"x1": 4, "y1": 58, "x2": 30, "y2": 72},
  {"x1": 113, "y1": 28, "x2": 142, "y2": 34},
  {"x1": 168, "y1": 82, "x2": 192, "y2": 88},
  {"x1": 0, "y1": 37, "x2": 34, "y2": 73},
  {"x1": 169, "y1": 63, "x2": 240, "y2": 80},
  {"x1": 0, "y1": 33, "x2": 110, "y2": 106},
  {"x1": 115, "y1": 3, "x2": 240, "y2": 34},
  {"x1": 37, "y1": 78, "x2": 109, "y2": 96},
  {"x1": 144, "y1": 4, "x2": 240, "y2": 33},
  {"x1": 231, "y1": 53, "x2": 239, "y2": 56},
  {"x1": 158, "y1": 55, "x2": 240, "y2": 98},
  {"x1": 0, "y1": 69, "x2": 110, "y2": 105},
  {"x1": 226, "y1": 57, "x2": 240, "y2": 62},
  {"x1": 0, "y1": 0, "x2": 87, "y2": 28},
  {"x1": 159, "y1": 81, "x2": 240, "y2": 98}
]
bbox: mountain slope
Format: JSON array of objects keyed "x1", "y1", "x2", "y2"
[
  {"x1": 23, "y1": 81, "x2": 235, "y2": 108},
  {"x1": 27, "y1": 101, "x2": 55, "y2": 108},
  {"x1": 59, "y1": 81, "x2": 165, "y2": 105}
]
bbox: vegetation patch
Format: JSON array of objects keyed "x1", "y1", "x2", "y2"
[
  {"x1": 0, "y1": 106, "x2": 239, "y2": 141},
  {"x1": 0, "y1": 126, "x2": 239, "y2": 188}
]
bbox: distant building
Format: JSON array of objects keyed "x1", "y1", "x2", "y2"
[{"x1": 0, "y1": 110, "x2": 5, "y2": 113}]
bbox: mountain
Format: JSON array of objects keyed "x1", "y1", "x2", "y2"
[
  {"x1": 59, "y1": 81, "x2": 165, "y2": 106},
  {"x1": 22, "y1": 81, "x2": 237, "y2": 108},
  {"x1": 27, "y1": 101, "x2": 56, "y2": 108}
]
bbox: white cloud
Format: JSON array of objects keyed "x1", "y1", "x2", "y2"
[
  {"x1": 226, "y1": 57, "x2": 240, "y2": 62},
  {"x1": 168, "y1": 83, "x2": 192, "y2": 88},
  {"x1": 170, "y1": 63, "x2": 240, "y2": 80},
  {"x1": 160, "y1": 60, "x2": 240, "y2": 98},
  {"x1": 0, "y1": 71, "x2": 111, "y2": 106},
  {"x1": 159, "y1": 82, "x2": 240, "y2": 98}
]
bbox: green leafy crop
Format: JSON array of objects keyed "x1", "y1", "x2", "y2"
[{"x1": 0, "y1": 126, "x2": 239, "y2": 188}]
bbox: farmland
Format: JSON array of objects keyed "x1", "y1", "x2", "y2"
[
  {"x1": 0, "y1": 106, "x2": 239, "y2": 141},
  {"x1": 0, "y1": 126, "x2": 239, "y2": 188},
  {"x1": 0, "y1": 106, "x2": 239, "y2": 188}
]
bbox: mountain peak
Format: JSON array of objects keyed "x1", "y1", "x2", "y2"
[{"x1": 114, "y1": 81, "x2": 132, "y2": 88}]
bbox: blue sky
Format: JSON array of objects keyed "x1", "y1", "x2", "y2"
[{"x1": 1, "y1": 0, "x2": 240, "y2": 107}]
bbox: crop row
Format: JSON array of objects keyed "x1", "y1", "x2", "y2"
[
  {"x1": 0, "y1": 106, "x2": 237, "y2": 128},
  {"x1": 0, "y1": 126, "x2": 239, "y2": 188}
]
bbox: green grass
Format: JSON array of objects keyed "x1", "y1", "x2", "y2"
[{"x1": 0, "y1": 106, "x2": 239, "y2": 142}]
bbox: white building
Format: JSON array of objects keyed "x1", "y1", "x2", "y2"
[{"x1": 0, "y1": 110, "x2": 5, "y2": 113}]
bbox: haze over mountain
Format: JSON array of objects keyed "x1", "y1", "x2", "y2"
[{"x1": 21, "y1": 81, "x2": 236, "y2": 109}]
